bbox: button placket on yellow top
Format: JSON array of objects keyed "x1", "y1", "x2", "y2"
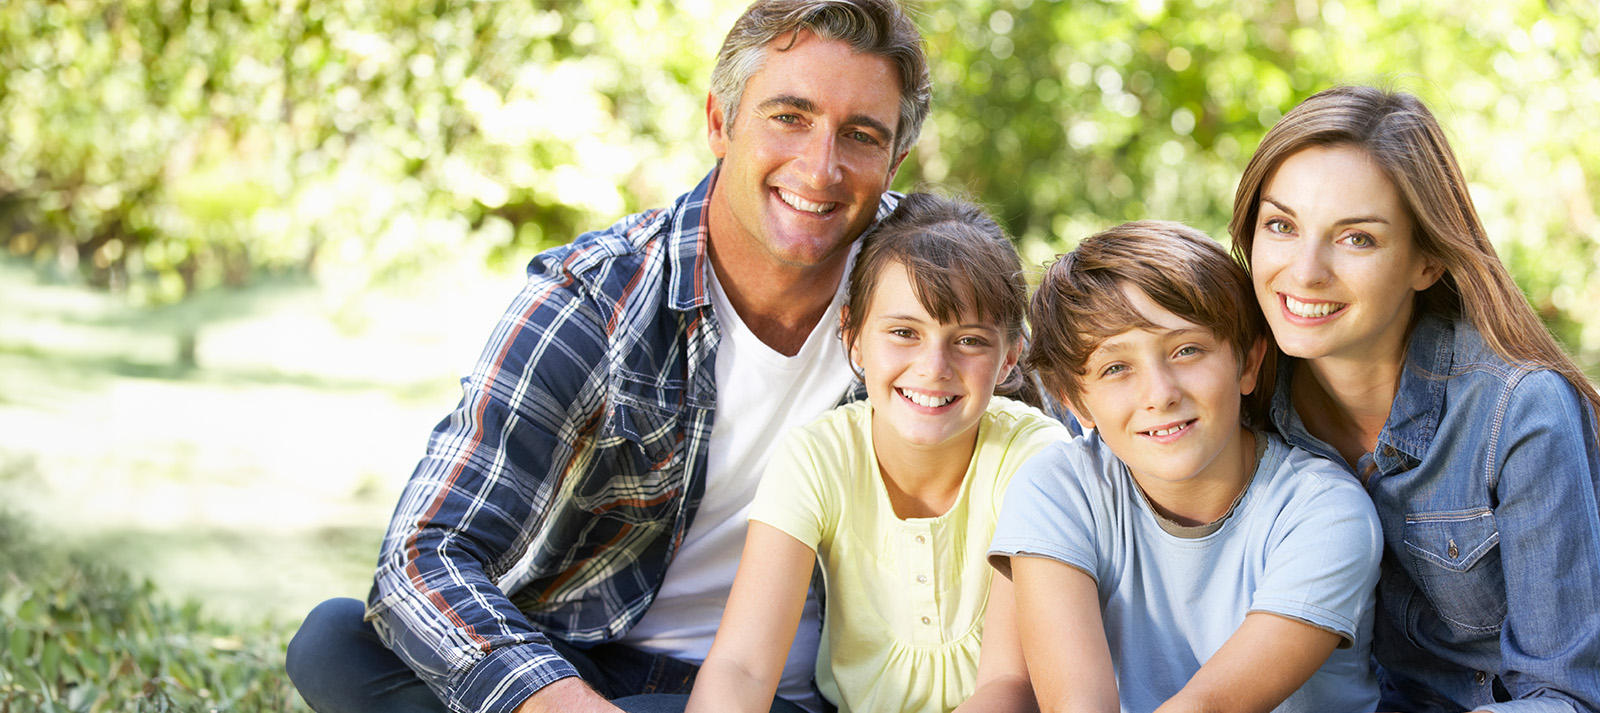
[{"x1": 901, "y1": 521, "x2": 941, "y2": 645}]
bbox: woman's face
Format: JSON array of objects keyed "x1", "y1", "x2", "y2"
[{"x1": 1249, "y1": 145, "x2": 1443, "y2": 367}]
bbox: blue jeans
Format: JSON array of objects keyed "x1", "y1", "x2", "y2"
[{"x1": 285, "y1": 598, "x2": 807, "y2": 713}]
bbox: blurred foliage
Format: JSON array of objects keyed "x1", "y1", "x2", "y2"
[
  {"x1": 0, "y1": 512, "x2": 304, "y2": 712},
  {"x1": 2, "y1": 0, "x2": 1598, "y2": 367}
]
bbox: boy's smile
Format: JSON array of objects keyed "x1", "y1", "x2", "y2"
[{"x1": 1070, "y1": 284, "x2": 1266, "y2": 524}]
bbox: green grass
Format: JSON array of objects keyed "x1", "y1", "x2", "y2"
[{"x1": 0, "y1": 511, "x2": 309, "y2": 712}]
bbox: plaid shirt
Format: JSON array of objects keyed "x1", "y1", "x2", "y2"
[{"x1": 365, "y1": 169, "x2": 900, "y2": 713}]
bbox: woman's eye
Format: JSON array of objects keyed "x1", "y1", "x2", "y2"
[
  {"x1": 1263, "y1": 218, "x2": 1293, "y2": 235},
  {"x1": 1345, "y1": 232, "x2": 1375, "y2": 248}
]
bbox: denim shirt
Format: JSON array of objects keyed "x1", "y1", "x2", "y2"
[{"x1": 1269, "y1": 313, "x2": 1600, "y2": 713}]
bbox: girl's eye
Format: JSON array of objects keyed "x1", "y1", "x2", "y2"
[
  {"x1": 957, "y1": 335, "x2": 989, "y2": 347},
  {"x1": 889, "y1": 327, "x2": 915, "y2": 339}
]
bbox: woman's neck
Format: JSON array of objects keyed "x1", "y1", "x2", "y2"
[{"x1": 1294, "y1": 354, "x2": 1404, "y2": 469}]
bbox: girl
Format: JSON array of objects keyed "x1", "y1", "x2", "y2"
[
  {"x1": 1231, "y1": 85, "x2": 1600, "y2": 712},
  {"x1": 684, "y1": 193, "x2": 1069, "y2": 713}
]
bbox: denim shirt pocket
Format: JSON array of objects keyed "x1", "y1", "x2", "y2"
[{"x1": 1402, "y1": 508, "x2": 1507, "y2": 633}]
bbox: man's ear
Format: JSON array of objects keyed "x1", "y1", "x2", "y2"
[
  {"x1": 707, "y1": 94, "x2": 730, "y2": 160},
  {"x1": 1239, "y1": 336, "x2": 1270, "y2": 396},
  {"x1": 884, "y1": 150, "x2": 908, "y2": 190}
]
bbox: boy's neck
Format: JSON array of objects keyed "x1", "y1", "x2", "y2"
[{"x1": 1133, "y1": 427, "x2": 1258, "y2": 528}]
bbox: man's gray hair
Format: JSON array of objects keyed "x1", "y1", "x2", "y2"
[{"x1": 710, "y1": 0, "x2": 931, "y2": 158}]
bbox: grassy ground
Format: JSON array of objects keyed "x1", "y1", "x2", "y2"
[{"x1": 0, "y1": 257, "x2": 525, "y2": 708}]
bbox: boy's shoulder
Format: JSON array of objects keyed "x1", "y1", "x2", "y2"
[{"x1": 1252, "y1": 431, "x2": 1379, "y2": 528}]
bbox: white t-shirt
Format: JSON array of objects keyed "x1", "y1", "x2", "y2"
[
  {"x1": 620, "y1": 255, "x2": 857, "y2": 710},
  {"x1": 989, "y1": 430, "x2": 1383, "y2": 713}
]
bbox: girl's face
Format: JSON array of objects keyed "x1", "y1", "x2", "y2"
[
  {"x1": 1249, "y1": 145, "x2": 1443, "y2": 367},
  {"x1": 847, "y1": 261, "x2": 1019, "y2": 455}
]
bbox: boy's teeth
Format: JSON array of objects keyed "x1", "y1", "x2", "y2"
[
  {"x1": 901, "y1": 389, "x2": 955, "y2": 408},
  {"x1": 778, "y1": 189, "x2": 835, "y2": 214},
  {"x1": 1285, "y1": 295, "x2": 1344, "y2": 318},
  {"x1": 1146, "y1": 423, "x2": 1187, "y2": 437}
]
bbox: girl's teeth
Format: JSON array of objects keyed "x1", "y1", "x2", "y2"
[
  {"x1": 901, "y1": 389, "x2": 954, "y2": 408},
  {"x1": 1285, "y1": 295, "x2": 1344, "y2": 318}
]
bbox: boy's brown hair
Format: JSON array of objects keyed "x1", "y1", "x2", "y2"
[{"x1": 1026, "y1": 220, "x2": 1270, "y2": 426}]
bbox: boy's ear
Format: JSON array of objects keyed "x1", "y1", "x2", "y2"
[
  {"x1": 1060, "y1": 390, "x2": 1095, "y2": 430},
  {"x1": 1238, "y1": 336, "x2": 1270, "y2": 396}
]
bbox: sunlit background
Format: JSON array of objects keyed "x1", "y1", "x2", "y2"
[{"x1": 2, "y1": 0, "x2": 1597, "y2": 707}]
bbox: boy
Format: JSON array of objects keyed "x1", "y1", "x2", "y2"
[{"x1": 988, "y1": 221, "x2": 1382, "y2": 713}]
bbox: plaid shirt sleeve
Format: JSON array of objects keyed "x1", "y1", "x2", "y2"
[{"x1": 365, "y1": 219, "x2": 651, "y2": 713}]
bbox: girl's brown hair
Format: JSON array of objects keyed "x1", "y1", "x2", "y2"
[{"x1": 842, "y1": 192, "x2": 1035, "y2": 404}]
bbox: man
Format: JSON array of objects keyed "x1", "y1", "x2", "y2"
[{"x1": 284, "y1": 1, "x2": 931, "y2": 712}]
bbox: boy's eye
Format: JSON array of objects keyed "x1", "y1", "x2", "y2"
[
  {"x1": 1175, "y1": 345, "x2": 1201, "y2": 358},
  {"x1": 1099, "y1": 363, "x2": 1126, "y2": 378}
]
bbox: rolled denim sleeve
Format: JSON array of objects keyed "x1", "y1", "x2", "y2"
[
  {"x1": 1479, "y1": 370, "x2": 1600, "y2": 713},
  {"x1": 365, "y1": 247, "x2": 614, "y2": 713}
]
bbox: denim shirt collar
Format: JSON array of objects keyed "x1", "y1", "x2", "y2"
[{"x1": 1269, "y1": 312, "x2": 1456, "y2": 477}]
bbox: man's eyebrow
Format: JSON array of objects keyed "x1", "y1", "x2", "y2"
[{"x1": 755, "y1": 95, "x2": 895, "y2": 142}]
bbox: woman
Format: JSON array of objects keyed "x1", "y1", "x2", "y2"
[{"x1": 1230, "y1": 84, "x2": 1600, "y2": 712}]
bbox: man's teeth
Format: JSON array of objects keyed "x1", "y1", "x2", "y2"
[
  {"x1": 1285, "y1": 295, "x2": 1344, "y2": 318},
  {"x1": 1145, "y1": 422, "x2": 1188, "y2": 437},
  {"x1": 778, "y1": 190, "x2": 835, "y2": 214},
  {"x1": 901, "y1": 389, "x2": 955, "y2": 408}
]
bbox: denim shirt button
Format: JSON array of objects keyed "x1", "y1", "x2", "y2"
[
  {"x1": 1474, "y1": 671, "x2": 1487, "y2": 685},
  {"x1": 1448, "y1": 540, "x2": 1459, "y2": 559},
  {"x1": 1381, "y1": 445, "x2": 1397, "y2": 458}
]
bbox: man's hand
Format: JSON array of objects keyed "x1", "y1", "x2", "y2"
[{"x1": 515, "y1": 677, "x2": 625, "y2": 713}]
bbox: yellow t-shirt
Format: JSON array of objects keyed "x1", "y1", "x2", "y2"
[{"x1": 750, "y1": 397, "x2": 1068, "y2": 713}]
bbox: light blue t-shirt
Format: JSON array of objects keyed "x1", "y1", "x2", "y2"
[{"x1": 989, "y1": 430, "x2": 1382, "y2": 713}]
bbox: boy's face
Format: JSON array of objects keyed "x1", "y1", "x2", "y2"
[{"x1": 1068, "y1": 284, "x2": 1266, "y2": 490}]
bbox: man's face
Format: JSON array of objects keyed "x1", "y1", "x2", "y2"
[{"x1": 706, "y1": 30, "x2": 906, "y2": 273}]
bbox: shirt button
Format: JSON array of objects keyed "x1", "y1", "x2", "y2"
[
  {"x1": 915, "y1": 535, "x2": 926, "y2": 544},
  {"x1": 921, "y1": 616, "x2": 931, "y2": 625},
  {"x1": 1448, "y1": 540, "x2": 1459, "y2": 559},
  {"x1": 1474, "y1": 671, "x2": 1488, "y2": 685},
  {"x1": 916, "y1": 574, "x2": 928, "y2": 584},
  {"x1": 1382, "y1": 445, "x2": 1397, "y2": 458}
]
